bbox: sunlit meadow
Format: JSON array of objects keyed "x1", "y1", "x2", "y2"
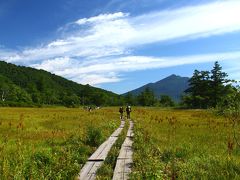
[
  {"x1": 131, "y1": 108, "x2": 240, "y2": 179},
  {"x1": 1, "y1": 107, "x2": 240, "y2": 179},
  {"x1": 0, "y1": 107, "x2": 119, "y2": 179}
]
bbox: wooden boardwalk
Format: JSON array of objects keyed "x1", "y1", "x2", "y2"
[
  {"x1": 78, "y1": 120, "x2": 125, "y2": 180},
  {"x1": 112, "y1": 120, "x2": 134, "y2": 180}
]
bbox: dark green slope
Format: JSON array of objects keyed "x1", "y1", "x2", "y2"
[
  {"x1": 124, "y1": 74, "x2": 189, "y2": 101},
  {"x1": 0, "y1": 61, "x2": 119, "y2": 106}
]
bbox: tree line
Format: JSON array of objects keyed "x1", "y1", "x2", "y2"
[
  {"x1": 1, "y1": 60, "x2": 238, "y2": 108},
  {"x1": 124, "y1": 88, "x2": 175, "y2": 107}
]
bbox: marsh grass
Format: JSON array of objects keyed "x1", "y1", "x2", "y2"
[
  {"x1": 131, "y1": 108, "x2": 240, "y2": 179},
  {"x1": 1, "y1": 107, "x2": 240, "y2": 179},
  {"x1": 0, "y1": 107, "x2": 119, "y2": 179}
]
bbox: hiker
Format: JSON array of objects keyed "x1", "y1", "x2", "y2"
[
  {"x1": 88, "y1": 106, "x2": 92, "y2": 112},
  {"x1": 126, "y1": 105, "x2": 131, "y2": 119},
  {"x1": 119, "y1": 106, "x2": 124, "y2": 120}
]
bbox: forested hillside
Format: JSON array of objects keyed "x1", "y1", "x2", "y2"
[{"x1": 0, "y1": 61, "x2": 121, "y2": 107}]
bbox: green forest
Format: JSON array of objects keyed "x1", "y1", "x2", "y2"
[{"x1": 0, "y1": 61, "x2": 121, "y2": 107}]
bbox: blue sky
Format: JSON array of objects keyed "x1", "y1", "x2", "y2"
[{"x1": 1, "y1": 0, "x2": 240, "y2": 94}]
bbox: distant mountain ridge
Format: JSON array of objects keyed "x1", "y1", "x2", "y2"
[{"x1": 124, "y1": 74, "x2": 190, "y2": 102}]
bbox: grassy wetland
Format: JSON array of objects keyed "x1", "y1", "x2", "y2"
[
  {"x1": 131, "y1": 108, "x2": 240, "y2": 179},
  {"x1": 1, "y1": 107, "x2": 240, "y2": 179},
  {"x1": 0, "y1": 107, "x2": 120, "y2": 179}
]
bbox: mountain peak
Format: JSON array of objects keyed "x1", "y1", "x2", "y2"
[
  {"x1": 169, "y1": 74, "x2": 178, "y2": 77},
  {"x1": 162, "y1": 74, "x2": 179, "y2": 80},
  {"x1": 155, "y1": 74, "x2": 186, "y2": 84},
  {"x1": 124, "y1": 75, "x2": 190, "y2": 102},
  {"x1": 165, "y1": 74, "x2": 186, "y2": 79}
]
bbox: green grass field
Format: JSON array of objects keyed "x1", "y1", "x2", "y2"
[
  {"x1": 131, "y1": 108, "x2": 240, "y2": 179},
  {"x1": 0, "y1": 107, "x2": 240, "y2": 179},
  {"x1": 0, "y1": 107, "x2": 120, "y2": 179}
]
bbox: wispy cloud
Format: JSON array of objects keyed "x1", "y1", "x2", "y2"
[
  {"x1": 75, "y1": 12, "x2": 129, "y2": 25},
  {"x1": 1, "y1": 1, "x2": 240, "y2": 85},
  {"x1": 32, "y1": 51, "x2": 240, "y2": 85},
  {"x1": 130, "y1": 1, "x2": 240, "y2": 44}
]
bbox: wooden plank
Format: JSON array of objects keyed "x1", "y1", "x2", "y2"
[
  {"x1": 112, "y1": 158, "x2": 133, "y2": 180},
  {"x1": 88, "y1": 140, "x2": 108, "y2": 160},
  {"x1": 126, "y1": 130, "x2": 134, "y2": 138},
  {"x1": 118, "y1": 138, "x2": 133, "y2": 159},
  {"x1": 123, "y1": 137, "x2": 133, "y2": 147},
  {"x1": 111, "y1": 127, "x2": 123, "y2": 137},
  {"x1": 79, "y1": 120, "x2": 125, "y2": 179},
  {"x1": 88, "y1": 136, "x2": 119, "y2": 161},
  {"x1": 113, "y1": 121, "x2": 134, "y2": 180},
  {"x1": 126, "y1": 121, "x2": 134, "y2": 138},
  {"x1": 79, "y1": 161, "x2": 103, "y2": 180},
  {"x1": 111, "y1": 121, "x2": 125, "y2": 137},
  {"x1": 120, "y1": 121, "x2": 125, "y2": 128},
  {"x1": 88, "y1": 136, "x2": 118, "y2": 161},
  {"x1": 88, "y1": 122, "x2": 125, "y2": 161}
]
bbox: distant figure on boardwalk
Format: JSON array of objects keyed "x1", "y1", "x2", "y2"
[
  {"x1": 126, "y1": 105, "x2": 131, "y2": 119},
  {"x1": 88, "y1": 106, "x2": 92, "y2": 112},
  {"x1": 119, "y1": 107, "x2": 124, "y2": 120}
]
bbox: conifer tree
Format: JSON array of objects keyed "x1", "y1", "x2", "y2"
[
  {"x1": 210, "y1": 61, "x2": 229, "y2": 107},
  {"x1": 183, "y1": 61, "x2": 230, "y2": 108}
]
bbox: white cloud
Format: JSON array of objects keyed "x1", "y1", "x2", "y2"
[
  {"x1": 1, "y1": 1, "x2": 240, "y2": 85},
  {"x1": 127, "y1": 0, "x2": 240, "y2": 45},
  {"x1": 31, "y1": 51, "x2": 240, "y2": 85},
  {"x1": 75, "y1": 12, "x2": 128, "y2": 25},
  {"x1": 72, "y1": 73, "x2": 122, "y2": 85},
  {"x1": 31, "y1": 56, "x2": 74, "y2": 72}
]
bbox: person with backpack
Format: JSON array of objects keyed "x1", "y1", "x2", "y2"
[
  {"x1": 126, "y1": 105, "x2": 131, "y2": 119},
  {"x1": 119, "y1": 107, "x2": 124, "y2": 120}
]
